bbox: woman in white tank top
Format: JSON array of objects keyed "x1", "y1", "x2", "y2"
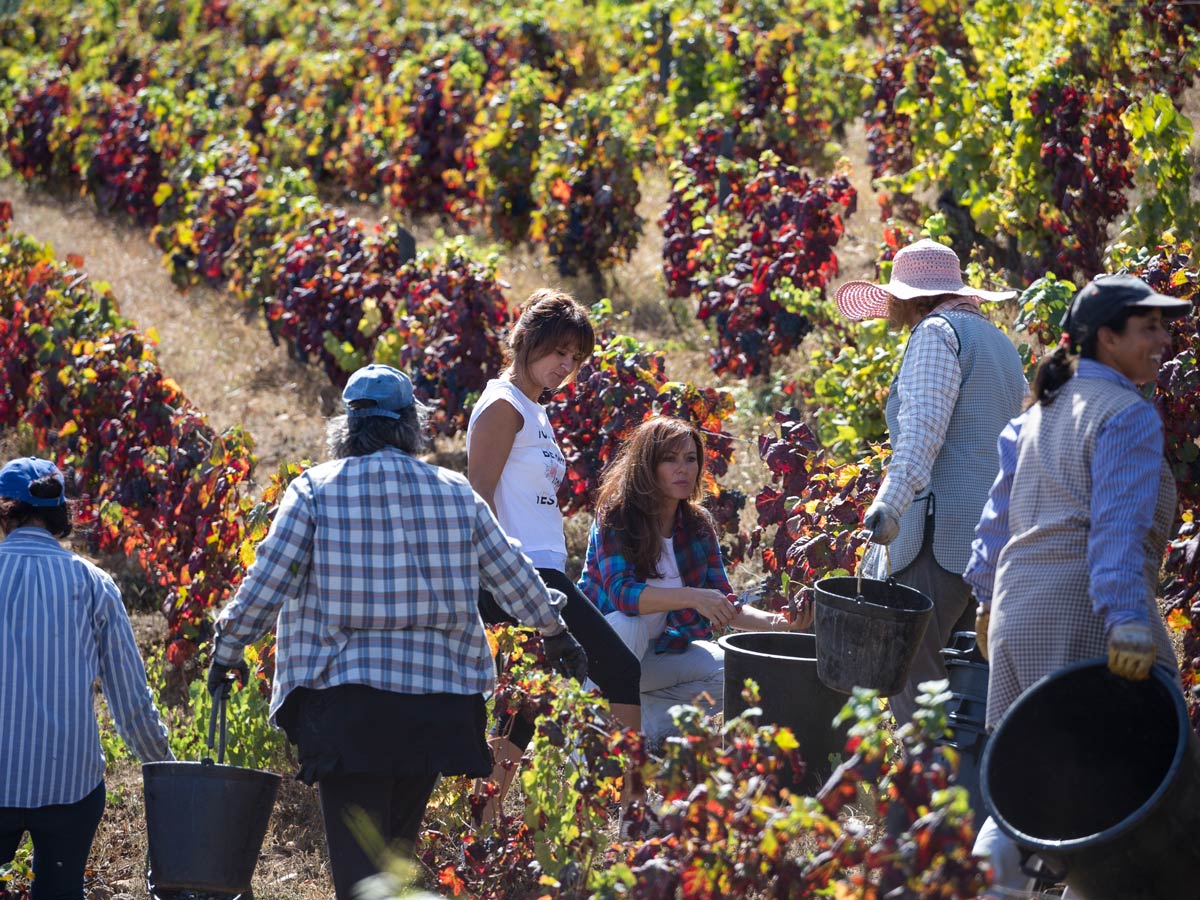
[{"x1": 467, "y1": 290, "x2": 643, "y2": 822}]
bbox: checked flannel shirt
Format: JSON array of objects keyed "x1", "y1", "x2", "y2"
[
  {"x1": 577, "y1": 508, "x2": 733, "y2": 654},
  {"x1": 212, "y1": 447, "x2": 564, "y2": 723}
]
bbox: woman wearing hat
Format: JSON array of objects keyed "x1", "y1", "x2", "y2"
[
  {"x1": 964, "y1": 275, "x2": 1190, "y2": 896},
  {"x1": 835, "y1": 239, "x2": 1027, "y2": 724},
  {"x1": 0, "y1": 456, "x2": 172, "y2": 900},
  {"x1": 209, "y1": 364, "x2": 585, "y2": 900}
]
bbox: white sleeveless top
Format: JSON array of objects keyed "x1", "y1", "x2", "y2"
[{"x1": 467, "y1": 378, "x2": 567, "y2": 570}]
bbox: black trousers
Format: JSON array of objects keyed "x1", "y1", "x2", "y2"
[
  {"x1": 479, "y1": 567, "x2": 641, "y2": 749},
  {"x1": 317, "y1": 772, "x2": 439, "y2": 900},
  {"x1": 0, "y1": 781, "x2": 105, "y2": 900}
]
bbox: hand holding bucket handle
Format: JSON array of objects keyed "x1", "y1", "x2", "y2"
[
  {"x1": 1107, "y1": 622, "x2": 1155, "y2": 681},
  {"x1": 862, "y1": 499, "x2": 900, "y2": 545},
  {"x1": 203, "y1": 657, "x2": 248, "y2": 765}
]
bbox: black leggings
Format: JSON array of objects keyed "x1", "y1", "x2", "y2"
[
  {"x1": 479, "y1": 567, "x2": 641, "y2": 750},
  {"x1": 0, "y1": 781, "x2": 105, "y2": 900}
]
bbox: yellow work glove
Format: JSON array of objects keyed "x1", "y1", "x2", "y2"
[
  {"x1": 975, "y1": 607, "x2": 990, "y2": 662},
  {"x1": 1107, "y1": 622, "x2": 1155, "y2": 681}
]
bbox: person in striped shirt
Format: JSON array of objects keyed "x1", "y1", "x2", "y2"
[
  {"x1": 209, "y1": 364, "x2": 583, "y2": 900},
  {"x1": 0, "y1": 456, "x2": 172, "y2": 900}
]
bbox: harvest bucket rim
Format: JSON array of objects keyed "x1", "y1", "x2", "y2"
[
  {"x1": 717, "y1": 630, "x2": 819, "y2": 662},
  {"x1": 981, "y1": 657, "x2": 1187, "y2": 852}
]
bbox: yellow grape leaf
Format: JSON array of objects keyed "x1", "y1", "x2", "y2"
[
  {"x1": 835, "y1": 464, "x2": 861, "y2": 487},
  {"x1": 1167, "y1": 608, "x2": 1191, "y2": 632},
  {"x1": 145, "y1": 327, "x2": 159, "y2": 345},
  {"x1": 775, "y1": 728, "x2": 799, "y2": 751},
  {"x1": 239, "y1": 541, "x2": 257, "y2": 570},
  {"x1": 58, "y1": 421, "x2": 78, "y2": 437},
  {"x1": 81, "y1": 367, "x2": 98, "y2": 382},
  {"x1": 152, "y1": 183, "x2": 172, "y2": 206}
]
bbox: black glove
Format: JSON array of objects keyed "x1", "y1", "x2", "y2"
[
  {"x1": 543, "y1": 629, "x2": 588, "y2": 683},
  {"x1": 206, "y1": 658, "x2": 250, "y2": 698}
]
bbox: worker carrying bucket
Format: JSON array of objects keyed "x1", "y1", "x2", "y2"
[
  {"x1": 833, "y1": 237, "x2": 1027, "y2": 724},
  {"x1": 962, "y1": 275, "x2": 1194, "y2": 898}
]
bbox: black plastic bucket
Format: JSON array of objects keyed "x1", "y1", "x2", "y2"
[
  {"x1": 719, "y1": 631, "x2": 850, "y2": 793},
  {"x1": 813, "y1": 576, "x2": 933, "y2": 695},
  {"x1": 982, "y1": 659, "x2": 1200, "y2": 900},
  {"x1": 938, "y1": 632, "x2": 989, "y2": 817},
  {"x1": 143, "y1": 694, "x2": 281, "y2": 894}
]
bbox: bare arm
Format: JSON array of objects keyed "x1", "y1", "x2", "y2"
[
  {"x1": 638, "y1": 585, "x2": 737, "y2": 627},
  {"x1": 732, "y1": 604, "x2": 808, "y2": 632},
  {"x1": 467, "y1": 399, "x2": 523, "y2": 516}
]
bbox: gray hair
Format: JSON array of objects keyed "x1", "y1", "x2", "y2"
[{"x1": 326, "y1": 399, "x2": 431, "y2": 459}]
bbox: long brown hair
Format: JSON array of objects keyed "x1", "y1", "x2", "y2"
[{"x1": 594, "y1": 417, "x2": 710, "y2": 580}]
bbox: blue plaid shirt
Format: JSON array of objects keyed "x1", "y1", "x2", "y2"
[
  {"x1": 577, "y1": 509, "x2": 733, "y2": 654},
  {"x1": 1, "y1": 527, "x2": 171, "y2": 807},
  {"x1": 213, "y1": 448, "x2": 564, "y2": 722}
]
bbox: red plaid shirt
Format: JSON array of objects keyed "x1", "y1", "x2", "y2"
[{"x1": 577, "y1": 508, "x2": 733, "y2": 654}]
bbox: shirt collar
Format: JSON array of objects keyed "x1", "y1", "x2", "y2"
[
  {"x1": 1076, "y1": 357, "x2": 1140, "y2": 394},
  {"x1": 0, "y1": 526, "x2": 62, "y2": 547},
  {"x1": 931, "y1": 297, "x2": 982, "y2": 316}
]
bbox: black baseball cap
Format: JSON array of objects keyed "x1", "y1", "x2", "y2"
[{"x1": 1062, "y1": 274, "x2": 1192, "y2": 340}]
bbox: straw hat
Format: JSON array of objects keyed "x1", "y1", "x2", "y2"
[{"x1": 835, "y1": 239, "x2": 1016, "y2": 321}]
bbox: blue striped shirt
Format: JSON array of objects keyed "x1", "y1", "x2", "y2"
[
  {"x1": 1, "y1": 527, "x2": 171, "y2": 807},
  {"x1": 212, "y1": 448, "x2": 565, "y2": 722},
  {"x1": 964, "y1": 359, "x2": 1166, "y2": 627}
]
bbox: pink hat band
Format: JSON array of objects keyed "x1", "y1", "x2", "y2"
[{"x1": 835, "y1": 238, "x2": 1016, "y2": 321}]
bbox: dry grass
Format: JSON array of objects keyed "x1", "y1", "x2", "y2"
[{"x1": 1, "y1": 178, "x2": 333, "y2": 489}]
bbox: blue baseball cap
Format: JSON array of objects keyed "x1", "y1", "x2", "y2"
[
  {"x1": 342, "y1": 364, "x2": 414, "y2": 419},
  {"x1": 0, "y1": 457, "x2": 66, "y2": 507}
]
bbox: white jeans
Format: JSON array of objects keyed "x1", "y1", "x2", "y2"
[{"x1": 604, "y1": 612, "x2": 724, "y2": 744}]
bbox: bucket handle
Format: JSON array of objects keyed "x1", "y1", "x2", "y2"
[
  {"x1": 855, "y1": 538, "x2": 892, "y2": 598},
  {"x1": 205, "y1": 688, "x2": 230, "y2": 766}
]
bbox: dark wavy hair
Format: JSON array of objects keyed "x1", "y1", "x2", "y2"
[
  {"x1": 326, "y1": 399, "x2": 431, "y2": 459},
  {"x1": 0, "y1": 475, "x2": 72, "y2": 538},
  {"x1": 506, "y1": 289, "x2": 595, "y2": 390},
  {"x1": 593, "y1": 417, "x2": 711, "y2": 581},
  {"x1": 1032, "y1": 307, "x2": 1141, "y2": 406}
]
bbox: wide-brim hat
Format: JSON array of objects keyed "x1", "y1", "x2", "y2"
[{"x1": 835, "y1": 238, "x2": 1017, "y2": 321}]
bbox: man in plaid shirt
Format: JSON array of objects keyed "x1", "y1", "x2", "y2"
[{"x1": 209, "y1": 364, "x2": 586, "y2": 900}]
